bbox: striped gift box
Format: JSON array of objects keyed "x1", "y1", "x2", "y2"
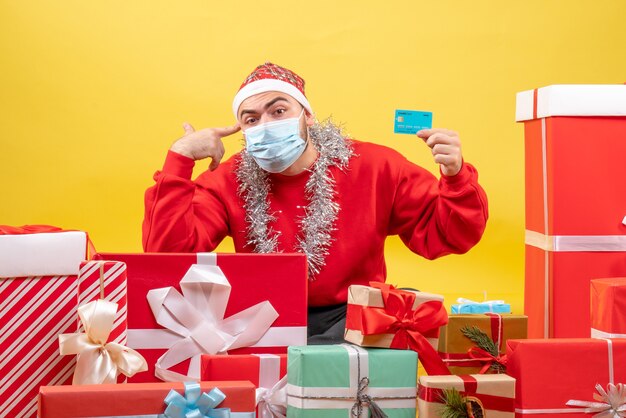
[{"x1": 0, "y1": 229, "x2": 88, "y2": 418}]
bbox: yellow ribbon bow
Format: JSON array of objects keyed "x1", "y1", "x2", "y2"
[{"x1": 59, "y1": 299, "x2": 148, "y2": 384}]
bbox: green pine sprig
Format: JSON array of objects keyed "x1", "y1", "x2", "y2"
[
  {"x1": 460, "y1": 325, "x2": 506, "y2": 373},
  {"x1": 439, "y1": 388, "x2": 468, "y2": 418}
]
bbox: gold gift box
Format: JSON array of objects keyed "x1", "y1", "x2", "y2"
[
  {"x1": 418, "y1": 374, "x2": 515, "y2": 418},
  {"x1": 438, "y1": 314, "x2": 527, "y2": 375}
]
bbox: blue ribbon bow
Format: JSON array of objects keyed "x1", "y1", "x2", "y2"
[{"x1": 164, "y1": 382, "x2": 232, "y2": 418}]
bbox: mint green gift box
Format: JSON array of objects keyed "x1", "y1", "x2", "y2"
[{"x1": 287, "y1": 344, "x2": 417, "y2": 418}]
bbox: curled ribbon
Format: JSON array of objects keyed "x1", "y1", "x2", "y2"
[
  {"x1": 59, "y1": 299, "x2": 148, "y2": 384},
  {"x1": 256, "y1": 376, "x2": 287, "y2": 418},
  {"x1": 147, "y1": 263, "x2": 279, "y2": 381},
  {"x1": 360, "y1": 282, "x2": 450, "y2": 375},
  {"x1": 466, "y1": 346, "x2": 508, "y2": 374},
  {"x1": 566, "y1": 383, "x2": 626, "y2": 418},
  {"x1": 164, "y1": 382, "x2": 231, "y2": 418}
]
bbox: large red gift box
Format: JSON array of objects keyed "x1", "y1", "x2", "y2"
[
  {"x1": 516, "y1": 84, "x2": 626, "y2": 338},
  {"x1": 0, "y1": 227, "x2": 88, "y2": 418},
  {"x1": 38, "y1": 381, "x2": 256, "y2": 417},
  {"x1": 94, "y1": 252, "x2": 308, "y2": 382},
  {"x1": 591, "y1": 277, "x2": 626, "y2": 338},
  {"x1": 506, "y1": 338, "x2": 626, "y2": 418}
]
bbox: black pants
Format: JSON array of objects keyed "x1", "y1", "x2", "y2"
[{"x1": 307, "y1": 303, "x2": 347, "y2": 345}]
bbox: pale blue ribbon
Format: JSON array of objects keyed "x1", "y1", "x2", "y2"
[{"x1": 163, "y1": 382, "x2": 231, "y2": 418}]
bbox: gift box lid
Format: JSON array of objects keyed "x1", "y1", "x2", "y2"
[
  {"x1": 515, "y1": 84, "x2": 626, "y2": 122},
  {"x1": 0, "y1": 230, "x2": 87, "y2": 277},
  {"x1": 38, "y1": 381, "x2": 256, "y2": 417},
  {"x1": 419, "y1": 373, "x2": 515, "y2": 397},
  {"x1": 288, "y1": 345, "x2": 417, "y2": 388}
]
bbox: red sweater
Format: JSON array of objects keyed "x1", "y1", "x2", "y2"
[{"x1": 143, "y1": 140, "x2": 488, "y2": 306}]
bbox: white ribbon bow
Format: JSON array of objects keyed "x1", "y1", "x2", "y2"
[
  {"x1": 59, "y1": 299, "x2": 148, "y2": 384},
  {"x1": 147, "y1": 263, "x2": 279, "y2": 381},
  {"x1": 567, "y1": 383, "x2": 626, "y2": 418},
  {"x1": 256, "y1": 376, "x2": 288, "y2": 418}
]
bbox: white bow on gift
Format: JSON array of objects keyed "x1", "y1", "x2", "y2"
[
  {"x1": 147, "y1": 262, "x2": 279, "y2": 381},
  {"x1": 567, "y1": 383, "x2": 626, "y2": 418},
  {"x1": 256, "y1": 376, "x2": 288, "y2": 418},
  {"x1": 59, "y1": 299, "x2": 148, "y2": 385}
]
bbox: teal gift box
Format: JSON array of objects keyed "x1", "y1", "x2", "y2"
[
  {"x1": 287, "y1": 344, "x2": 417, "y2": 418},
  {"x1": 451, "y1": 298, "x2": 511, "y2": 314}
]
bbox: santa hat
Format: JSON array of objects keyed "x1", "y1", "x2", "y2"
[{"x1": 232, "y1": 62, "x2": 313, "y2": 118}]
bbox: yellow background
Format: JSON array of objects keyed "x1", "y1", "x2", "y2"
[{"x1": 2, "y1": 1, "x2": 625, "y2": 313}]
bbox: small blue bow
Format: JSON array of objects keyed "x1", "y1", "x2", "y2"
[{"x1": 164, "y1": 382, "x2": 232, "y2": 418}]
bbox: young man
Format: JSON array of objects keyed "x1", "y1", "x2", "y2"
[{"x1": 143, "y1": 62, "x2": 488, "y2": 343}]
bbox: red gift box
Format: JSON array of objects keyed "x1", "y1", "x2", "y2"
[
  {"x1": 591, "y1": 277, "x2": 626, "y2": 338},
  {"x1": 201, "y1": 353, "x2": 286, "y2": 387},
  {"x1": 38, "y1": 381, "x2": 256, "y2": 417},
  {"x1": 201, "y1": 354, "x2": 287, "y2": 417},
  {"x1": 506, "y1": 338, "x2": 626, "y2": 418},
  {"x1": 93, "y1": 252, "x2": 308, "y2": 382},
  {"x1": 0, "y1": 227, "x2": 88, "y2": 418},
  {"x1": 516, "y1": 85, "x2": 626, "y2": 338}
]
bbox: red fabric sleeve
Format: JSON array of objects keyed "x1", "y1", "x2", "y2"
[
  {"x1": 142, "y1": 150, "x2": 230, "y2": 252},
  {"x1": 389, "y1": 158, "x2": 488, "y2": 260}
]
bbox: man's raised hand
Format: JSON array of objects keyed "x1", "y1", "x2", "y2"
[
  {"x1": 417, "y1": 128, "x2": 463, "y2": 177},
  {"x1": 170, "y1": 122, "x2": 241, "y2": 171}
]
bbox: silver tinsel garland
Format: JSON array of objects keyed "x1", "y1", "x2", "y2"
[{"x1": 235, "y1": 119, "x2": 354, "y2": 278}]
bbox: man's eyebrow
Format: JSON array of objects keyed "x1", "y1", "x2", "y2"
[{"x1": 239, "y1": 96, "x2": 290, "y2": 118}]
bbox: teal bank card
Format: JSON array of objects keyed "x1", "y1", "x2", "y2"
[{"x1": 394, "y1": 109, "x2": 432, "y2": 134}]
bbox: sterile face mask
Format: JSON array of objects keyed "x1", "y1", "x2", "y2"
[{"x1": 244, "y1": 109, "x2": 307, "y2": 173}]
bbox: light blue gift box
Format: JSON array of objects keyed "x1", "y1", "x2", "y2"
[{"x1": 287, "y1": 344, "x2": 417, "y2": 418}]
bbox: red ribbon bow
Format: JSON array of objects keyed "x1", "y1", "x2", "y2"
[
  {"x1": 467, "y1": 347, "x2": 508, "y2": 374},
  {"x1": 360, "y1": 282, "x2": 450, "y2": 375}
]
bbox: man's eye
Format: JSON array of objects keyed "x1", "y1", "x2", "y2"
[
  {"x1": 246, "y1": 118, "x2": 257, "y2": 124},
  {"x1": 275, "y1": 109, "x2": 285, "y2": 115}
]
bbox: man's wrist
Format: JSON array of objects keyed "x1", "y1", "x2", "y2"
[
  {"x1": 163, "y1": 150, "x2": 195, "y2": 179},
  {"x1": 170, "y1": 143, "x2": 194, "y2": 159},
  {"x1": 440, "y1": 160, "x2": 472, "y2": 189}
]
